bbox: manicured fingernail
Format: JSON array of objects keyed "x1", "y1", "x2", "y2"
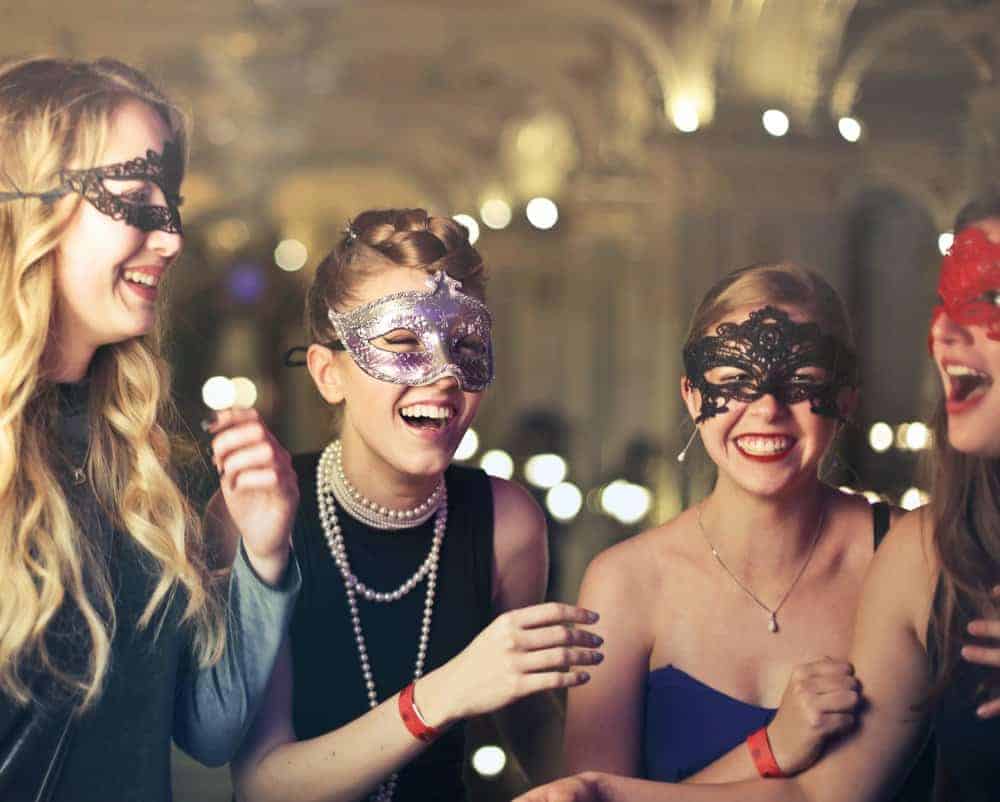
[
  {"x1": 961, "y1": 646, "x2": 974, "y2": 659},
  {"x1": 590, "y1": 634, "x2": 604, "y2": 646},
  {"x1": 592, "y1": 652, "x2": 604, "y2": 663},
  {"x1": 968, "y1": 621, "x2": 983, "y2": 635},
  {"x1": 579, "y1": 672, "x2": 590, "y2": 682},
  {"x1": 586, "y1": 611, "x2": 599, "y2": 623},
  {"x1": 977, "y1": 705, "x2": 989, "y2": 718}
]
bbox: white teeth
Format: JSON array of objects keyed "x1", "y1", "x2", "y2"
[
  {"x1": 400, "y1": 404, "x2": 454, "y2": 420},
  {"x1": 123, "y1": 269, "x2": 160, "y2": 288},
  {"x1": 945, "y1": 364, "x2": 990, "y2": 380},
  {"x1": 736, "y1": 436, "x2": 793, "y2": 455}
]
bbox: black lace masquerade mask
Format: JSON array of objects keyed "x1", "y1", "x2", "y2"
[
  {"x1": 0, "y1": 141, "x2": 184, "y2": 234},
  {"x1": 683, "y1": 306, "x2": 857, "y2": 424}
]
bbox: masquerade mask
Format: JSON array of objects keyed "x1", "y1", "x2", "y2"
[
  {"x1": 328, "y1": 270, "x2": 494, "y2": 392},
  {"x1": 683, "y1": 305, "x2": 857, "y2": 424},
  {"x1": 931, "y1": 226, "x2": 1000, "y2": 343},
  {"x1": 0, "y1": 141, "x2": 183, "y2": 234}
]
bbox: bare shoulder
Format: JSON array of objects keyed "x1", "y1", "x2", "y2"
[
  {"x1": 579, "y1": 511, "x2": 692, "y2": 616},
  {"x1": 862, "y1": 506, "x2": 938, "y2": 634},
  {"x1": 490, "y1": 476, "x2": 547, "y2": 556}
]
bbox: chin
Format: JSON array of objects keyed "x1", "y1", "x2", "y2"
[{"x1": 946, "y1": 427, "x2": 1000, "y2": 459}]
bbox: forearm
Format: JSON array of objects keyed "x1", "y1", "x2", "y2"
[
  {"x1": 174, "y1": 543, "x2": 301, "y2": 766},
  {"x1": 682, "y1": 737, "x2": 759, "y2": 784},
  {"x1": 594, "y1": 773, "x2": 809, "y2": 802},
  {"x1": 236, "y1": 687, "x2": 438, "y2": 802}
]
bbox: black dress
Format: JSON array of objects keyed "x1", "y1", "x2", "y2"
[
  {"x1": 289, "y1": 452, "x2": 495, "y2": 802},
  {"x1": 926, "y1": 579, "x2": 1000, "y2": 802}
]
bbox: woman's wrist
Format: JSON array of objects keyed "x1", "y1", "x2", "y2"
[
  {"x1": 242, "y1": 541, "x2": 292, "y2": 587},
  {"x1": 410, "y1": 667, "x2": 463, "y2": 730}
]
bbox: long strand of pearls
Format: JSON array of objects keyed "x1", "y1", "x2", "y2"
[{"x1": 316, "y1": 441, "x2": 446, "y2": 802}]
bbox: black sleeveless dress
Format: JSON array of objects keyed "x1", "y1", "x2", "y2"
[
  {"x1": 289, "y1": 453, "x2": 495, "y2": 802},
  {"x1": 926, "y1": 578, "x2": 1000, "y2": 802}
]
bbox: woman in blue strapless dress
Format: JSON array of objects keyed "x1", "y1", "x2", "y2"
[{"x1": 560, "y1": 262, "x2": 929, "y2": 798}]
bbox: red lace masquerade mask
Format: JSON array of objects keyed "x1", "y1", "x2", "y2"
[{"x1": 931, "y1": 227, "x2": 1000, "y2": 345}]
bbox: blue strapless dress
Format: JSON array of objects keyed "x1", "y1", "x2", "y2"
[{"x1": 643, "y1": 665, "x2": 777, "y2": 781}]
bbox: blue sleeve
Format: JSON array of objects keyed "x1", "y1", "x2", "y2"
[{"x1": 172, "y1": 542, "x2": 301, "y2": 767}]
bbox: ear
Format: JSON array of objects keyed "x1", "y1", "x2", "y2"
[
  {"x1": 679, "y1": 375, "x2": 701, "y2": 423},
  {"x1": 837, "y1": 385, "x2": 859, "y2": 422},
  {"x1": 307, "y1": 344, "x2": 347, "y2": 405}
]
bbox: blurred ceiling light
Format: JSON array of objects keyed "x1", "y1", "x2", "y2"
[
  {"x1": 904, "y1": 422, "x2": 931, "y2": 451},
  {"x1": 480, "y1": 449, "x2": 514, "y2": 479},
  {"x1": 900, "y1": 487, "x2": 930, "y2": 511},
  {"x1": 600, "y1": 479, "x2": 652, "y2": 525},
  {"x1": 525, "y1": 198, "x2": 559, "y2": 230},
  {"x1": 452, "y1": 214, "x2": 480, "y2": 245},
  {"x1": 202, "y1": 376, "x2": 236, "y2": 411},
  {"x1": 762, "y1": 109, "x2": 790, "y2": 137},
  {"x1": 837, "y1": 116, "x2": 863, "y2": 143},
  {"x1": 868, "y1": 422, "x2": 893, "y2": 453},
  {"x1": 938, "y1": 232, "x2": 954, "y2": 255},
  {"x1": 454, "y1": 428, "x2": 480, "y2": 462},
  {"x1": 862, "y1": 490, "x2": 883, "y2": 505},
  {"x1": 524, "y1": 453, "x2": 568, "y2": 489},
  {"x1": 230, "y1": 377, "x2": 259, "y2": 409},
  {"x1": 211, "y1": 218, "x2": 251, "y2": 252},
  {"x1": 480, "y1": 199, "x2": 512, "y2": 230},
  {"x1": 471, "y1": 745, "x2": 507, "y2": 778},
  {"x1": 546, "y1": 482, "x2": 583, "y2": 523},
  {"x1": 670, "y1": 97, "x2": 700, "y2": 133},
  {"x1": 274, "y1": 239, "x2": 308, "y2": 271}
]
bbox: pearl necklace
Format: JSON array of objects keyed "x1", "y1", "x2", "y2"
[
  {"x1": 316, "y1": 441, "x2": 447, "y2": 802},
  {"x1": 327, "y1": 440, "x2": 444, "y2": 530}
]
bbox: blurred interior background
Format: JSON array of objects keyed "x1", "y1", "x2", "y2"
[{"x1": 4, "y1": 0, "x2": 1000, "y2": 797}]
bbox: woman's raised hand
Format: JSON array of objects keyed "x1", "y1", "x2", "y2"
[
  {"x1": 416, "y1": 602, "x2": 604, "y2": 726},
  {"x1": 765, "y1": 657, "x2": 861, "y2": 774},
  {"x1": 207, "y1": 408, "x2": 299, "y2": 584}
]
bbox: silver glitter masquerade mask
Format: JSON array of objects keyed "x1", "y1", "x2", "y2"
[{"x1": 327, "y1": 270, "x2": 494, "y2": 392}]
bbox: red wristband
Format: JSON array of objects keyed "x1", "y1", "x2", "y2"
[
  {"x1": 398, "y1": 682, "x2": 440, "y2": 743},
  {"x1": 747, "y1": 726, "x2": 785, "y2": 778}
]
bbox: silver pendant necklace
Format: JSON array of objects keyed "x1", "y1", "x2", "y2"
[
  {"x1": 695, "y1": 499, "x2": 826, "y2": 634},
  {"x1": 316, "y1": 441, "x2": 446, "y2": 802}
]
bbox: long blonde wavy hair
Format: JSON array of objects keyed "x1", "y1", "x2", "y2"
[{"x1": 0, "y1": 57, "x2": 224, "y2": 709}]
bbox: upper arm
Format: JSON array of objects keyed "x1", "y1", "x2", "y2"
[
  {"x1": 490, "y1": 477, "x2": 548, "y2": 614},
  {"x1": 231, "y1": 636, "x2": 297, "y2": 795},
  {"x1": 563, "y1": 545, "x2": 653, "y2": 777},
  {"x1": 792, "y1": 512, "x2": 936, "y2": 802}
]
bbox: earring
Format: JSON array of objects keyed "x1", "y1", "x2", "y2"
[{"x1": 677, "y1": 427, "x2": 699, "y2": 463}]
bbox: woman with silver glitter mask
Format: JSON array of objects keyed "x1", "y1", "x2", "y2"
[
  {"x1": 516, "y1": 207, "x2": 1000, "y2": 802},
  {"x1": 536, "y1": 263, "x2": 927, "y2": 799},
  {"x1": 231, "y1": 208, "x2": 604, "y2": 802},
  {"x1": 0, "y1": 57, "x2": 300, "y2": 802}
]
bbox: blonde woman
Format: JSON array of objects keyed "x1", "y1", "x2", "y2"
[{"x1": 0, "y1": 58, "x2": 300, "y2": 802}]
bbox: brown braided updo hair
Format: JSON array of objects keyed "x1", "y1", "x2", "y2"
[{"x1": 306, "y1": 208, "x2": 487, "y2": 347}]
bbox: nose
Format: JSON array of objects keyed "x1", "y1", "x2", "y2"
[
  {"x1": 147, "y1": 226, "x2": 183, "y2": 260},
  {"x1": 929, "y1": 306, "x2": 973, "y2": 350},
  {"x1": 746, "y1": 390, "x2": 785, "y2": 421},
  {"x1": 428, "y1": 371, "x2": 461, "y2": 392}
]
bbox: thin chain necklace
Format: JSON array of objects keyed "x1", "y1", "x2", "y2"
[
  {"x1": 316, "y1": 441, "x2": 446, "y2": 802},
  {"x1": 695, "y1": 498, "x2": 826, "y2": 634}
]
